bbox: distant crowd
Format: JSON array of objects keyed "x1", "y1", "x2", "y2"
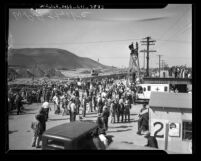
[{"x1": 168, "y1": 66, "x2": 192, "y2": 78}]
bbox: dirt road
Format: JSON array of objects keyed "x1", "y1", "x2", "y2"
[{"x1": 8, "y1": 103, "x2": 147, "y2": 150}]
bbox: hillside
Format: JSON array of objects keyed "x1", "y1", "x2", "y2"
[{"x1": 8, "y1": 48, "x2": 109, "y2": 70}]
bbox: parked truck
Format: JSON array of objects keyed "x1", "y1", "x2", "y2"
[{"x1": 135, "y1": 83, "x2": 170, "y2": 104}]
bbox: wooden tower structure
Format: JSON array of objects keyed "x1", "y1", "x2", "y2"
[{"x1": 128, "y1": 42, "x2": 140, "y2": 84}]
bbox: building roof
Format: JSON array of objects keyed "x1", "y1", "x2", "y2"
[
  {"x1": 143, "y1": 77, "x2": 192, "y2": 85},
  {"x1": 149, "y1": 92, "x2": 192, "y2": 109}
]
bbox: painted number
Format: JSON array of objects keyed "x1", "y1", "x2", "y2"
[{"x1": 153, "y1": 122, "x2": 164, "y2": 138}]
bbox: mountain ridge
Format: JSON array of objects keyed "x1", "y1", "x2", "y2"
[
  {"x1": 8, "y1": 48, "x2": 110, "y2": 69},
  {"x1": 7, "y1": 48, "x2": 114, "y2": 79}
]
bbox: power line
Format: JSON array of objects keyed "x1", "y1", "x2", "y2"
[
  {"x1": 157, "y1": 6, "x2": 191, "y2": 41},
  {"x1": 167, "y1": 23, "x2": 192, "y2": 40},
  {"x1": 161, "y1": 10, "x2": 192, "y2": 43},
  {"x1": 88, "y1": 56, "x2": 190, "y2": 59},
  {"x1": 14, "y1": 38, "x2": 141, "y2": 45},
  {"x1": 13, "y1": 37, "x2": 191, "y2": 46},
  {"x1": 156, "y1": 39, "x2": 191, "y2": 43}
]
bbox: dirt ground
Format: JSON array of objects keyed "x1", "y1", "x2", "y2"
[{"x1": 8, "y1": 102, "x2": 148, "y2": 150}]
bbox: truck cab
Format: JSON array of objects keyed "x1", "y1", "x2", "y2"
[{"x1": 91, "y1": 70, "x2": 98, "y2": 76}]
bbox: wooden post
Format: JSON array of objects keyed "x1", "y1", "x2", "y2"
[{"x1": 164, "y1": 123, "x2": 169, "y2": 150}]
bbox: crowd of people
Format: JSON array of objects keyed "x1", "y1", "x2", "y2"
[
  {"x1": 8, "y1": 77, "x2": 136, "y2": 121},
  {"x1": 168, "y1": 66, "x2": 192, "y2": 78},
  {"x1": 20, "y1": 77, "x2": 135, "y2": 149},
  {"x1": 8, "y1": 76, "x2": 158, "y2": 149}
]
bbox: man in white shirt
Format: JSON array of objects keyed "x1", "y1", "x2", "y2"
[
  {"x1": 52, "y1": 94, "x2": 60, "y2": 114},
  {"x1": 101, "y1": 91, "x2": 107, "y2": 98}
]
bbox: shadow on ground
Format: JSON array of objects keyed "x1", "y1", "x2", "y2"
[
  {"x1": 21, "y1": 112, "x2": 37, "y2": 115},
  {"x1": 109, "y1": 125, "x2": 133, "y2": 129},
  {"x1": 107, "y1": 129, "x2": 132, "y2": 133},
  {"x1": 81, "y1": 120, "x2": 95, "y2": 123},
  {"x1": 48, "y1": 118, "x2": 68, "y2": 121},
  {"x1": 121, "y1": 141, "x2": 133, "y2": 144},
  {"x1": 9, "y1": 130, "x2": 18, "y2": 134},
  {"x1": 85, "y1": 115, "x2": 97, "y2": 118},
  {"x1": 9, "y1": 111, "x2": 37, "y2": 115},
  {"x1": 110, "y1": 119, "x2": 137, "y2": 123},
  {"x1": 130, "y1": 113, "x2": 138, "y2": 116},
  {"x1": 106, "y1": 135, "x2": 114, "y2": 145}
]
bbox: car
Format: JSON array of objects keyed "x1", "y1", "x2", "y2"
[{"x1": 42, "y1": 121, "x2": 99, "y2": 150}]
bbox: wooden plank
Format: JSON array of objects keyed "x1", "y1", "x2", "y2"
[{"x1": 164, "y1": 123, "x2": 169, "y2": 150}]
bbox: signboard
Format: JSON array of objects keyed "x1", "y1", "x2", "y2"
[
  {"x1": 151, "y1": 119, "x2": 168, "y2": 140},
  {"x1": 168, "y1": 122, "x2": 180, "y2": 137}
]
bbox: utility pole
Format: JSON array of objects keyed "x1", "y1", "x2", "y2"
[
  {"x1": 141, "y1": 50, "x2": 146, "y2": 69},
  {"x1": 33, "y1": 63, "x2": 37, "y2": 82},
  {"x1": 161, "y1": 60, "x2": 167, "y2": 71},
  {"x1": 140, "y1": 36, "x2": 156, "y2": 77},
  {"x1": 157, "y1": 54, "x2": 162, "y2": 78},
  {"x1": 139, "y1": 49, "x2": 146, "y2": 76}
]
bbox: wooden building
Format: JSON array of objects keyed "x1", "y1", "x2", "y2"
[{"x1": 149, "y1": 92, "x2": 192, "y2": 153}]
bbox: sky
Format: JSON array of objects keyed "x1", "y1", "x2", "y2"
[{"x1": 8, "y1": 4, "x2": 192, "y2": 68}]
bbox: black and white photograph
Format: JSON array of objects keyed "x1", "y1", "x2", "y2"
[{"x1": 7, "y1": 4, "x2": 192, "y2": 153}]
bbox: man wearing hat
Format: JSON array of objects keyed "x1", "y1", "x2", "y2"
[
  {"x1": 124, "y1": 99, "x2": 131, "y2": 123},
  {"x1": 110, "y1": 99, "x2": 116, "y2": 123},
  {"x1": 69, "y1": 98, "x2": 77, "y2": 122},
  {"x1": 40, "y1": 102, "x2": 50, "y2": 121},
  {"x1": 137, "y1": 104, "x2": 149, "y2": 135},
  {"x1": 119, "y1": 96, "x2": 125, "y2": 123},
  {"x1": 144, "y1": 131, "x2": 158, "y2": 149},
  {"x1": 53, "y1": 93, "x2": 60, "y2": 114},
  {"x1": 97, "y1": 95, "x2": 103, "y2": 114},
  {"x1": 102, "y1": 102, "x2": 110, "y2": 131},
  {"x1": 114, "y1": 99, "x2": 121, "y2": 123},
  {"x1": 15, "y1": 91, "x2": 23, "y2": 115}
]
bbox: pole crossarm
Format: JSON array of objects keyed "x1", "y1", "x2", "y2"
[
  {"x1": 140, "y1": 36, "x2": 156, "y2": 77},
  {"x1": 140, "y1": 50, "x2": 157, "y2": 52}
]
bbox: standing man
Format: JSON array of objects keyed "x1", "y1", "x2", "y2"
[
  {"x1": 45, "y1": 89, "x2": 51, "y2": 103},
  {"x1": 115, "y1": 99, "x2": 121, "y2": 123},
  {"x1": 119, "y1": 97, "x2": 125, "y2": 123},
  {"x1": 110, "y1": 100, "x2": 116, "y2": 123},
  {"x1": 15, "y1": 92, "x2": 23, "y2": 115},
  {"x1": 88, "y1": 94, "x2": 93, "y2": 113},
  {"x1": 53, "y1": 93, "x2": 60, "y2": 114},
  {"x1": 36, "y1": 88, "x2": 42, "y2": 103},
  {"x1": 82, "y1": 95, "x2": 87, "y2": 117},
  {"x1": 137, "y1": 104, "x2": 149, "y2": 135},
  {"x1": 62, "y1": 95, "x2": 69, "y2": 116},
  {"x1": 8, "y1": 89, "x2": 15, "y2": 112},
  {"x1": 75, "y1": 96, "x2": 81, "y2": 115},
  {"x1": 102, "y1": 103, "x2": 110, "y2": 131},
  {"x1": 69, "y1": 98, "x2": 77, "y2": 122},
  {"x1": 124, "y1": 99, "x2": 131, "y2": 123},
  {"x1": 41, "y1": 102, "x2": 50, "y2": 121},
  {"x1": 92, "y1": 88, "x2": 97, "y2": 112},
  {"x1": 97, "y1": 94, "x2": 103, "y2": 114}
]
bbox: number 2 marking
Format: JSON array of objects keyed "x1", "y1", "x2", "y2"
[{"x1": 153, "y1": 122, "x2": 164, "y2": 138}]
